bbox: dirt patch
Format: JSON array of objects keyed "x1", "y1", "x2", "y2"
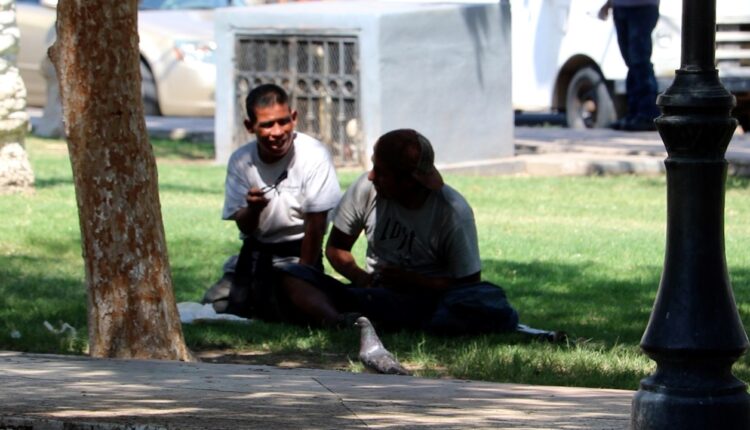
[
  {"x1": 194, "y1": 348, "x2": 444, "y2": 378},
  {"x1": 196, "y1": 349, "x2": 356, "y2": 372}
]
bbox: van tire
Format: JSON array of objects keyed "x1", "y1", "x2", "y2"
[
  {"x1": 140, "y1": 60, "x2": 161, "y2": 116},
  {"x1": 736, "y1": 112, "x2": 750, "y2": 133},
  {"x1": 565, "y1": 67, "x2": 615, "y2": 129}
]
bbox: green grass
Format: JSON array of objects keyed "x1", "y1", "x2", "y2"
[{"x1": 3, "y1": 135, "x2": 750, "y2": 390}]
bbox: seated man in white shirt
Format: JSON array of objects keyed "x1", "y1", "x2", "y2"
[{"x1": 214, "y1": 83, "x2": 341, "y2": 323}]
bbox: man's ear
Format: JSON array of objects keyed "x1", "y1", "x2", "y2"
[
  {"x1": 291, "y1": 110, "x2": 298, "y2": 123},
  {"x1": 244, "y1": 119, "x2": 254, "y2": 133}
]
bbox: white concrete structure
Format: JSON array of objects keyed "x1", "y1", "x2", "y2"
[
  {"x1": 214, "y1": 0, "x2": 513, "y2": 168},
  {"x1": 0, "y1": 0, "x2": 34, "y2": 194}
]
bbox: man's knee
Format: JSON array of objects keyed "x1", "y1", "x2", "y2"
[{"x1": 279, "y1": 272, "x2": 312, "y2": 302}]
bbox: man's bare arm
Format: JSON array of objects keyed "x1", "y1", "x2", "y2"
[
  {"x1": 326, "y1": 226, "x2": 372, "y2": 287},
  {"x1": 326, "y1": 226, "x2": 480, "y2": 291},
  {"x1": 299, "y1": 211, "x2": 328, "y2": 266}
]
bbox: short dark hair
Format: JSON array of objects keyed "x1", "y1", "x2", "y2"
[{"x1": 245, "y1": 84, "x2": 290, "y2": 124}]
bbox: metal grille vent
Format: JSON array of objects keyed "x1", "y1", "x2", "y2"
[{"x1": 235, "y1": 34, "x2": 362, "y2": 167}]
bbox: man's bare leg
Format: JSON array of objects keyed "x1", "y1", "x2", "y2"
[{"x1": 279, "y1": 273, "x2": 345, "y2": 327}]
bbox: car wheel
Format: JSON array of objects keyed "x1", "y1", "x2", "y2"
[
  {"x1": 140, "y1": 60, "x2": 160, "y2": 116},
  {"x1": 565, "y1": 67, "x2": 616, "y2": 129},
  {"x1": 735, "y1": 111, "x2": 750, "y2": 133}
]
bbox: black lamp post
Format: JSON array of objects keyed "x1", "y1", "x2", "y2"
[{"x1": 630, "y1": 0, "x2": 750, "y2": 428}]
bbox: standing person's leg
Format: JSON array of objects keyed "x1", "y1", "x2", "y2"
[
  {"x1": 628, "y1": 5, "x2": 660, "y2": 122},
  {"x1": 613, "y1": 6, "x2": 635, "y2": 122},
  {"x1": 615, "y1": 5, "x2": 660, "y2": 129}
]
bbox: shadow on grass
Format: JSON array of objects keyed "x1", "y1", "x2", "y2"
[
  {"x1": 480, "y1": 258, "x2": 659, "y2": 344},
  {"x1": 150, "y1": 139, "x2": 214, "y2": 161},
  {"x1": 34, "y1": 176, "x2": 75, "y2": 189},
  {"x1": 4, "y1": 240, "x2": 750, "y2": 389},
  {"x1": 157, "y1": 182, "x2": 225, "y2": 195},
  {"x1": 481, "y1": 258, "x2": 750, "y2": 346},
  {"x1": 0, "y1": 254, "x2": 88, "y2": 354},
  {"x1": 726, "y1": 176, "x2": 750, "y2": 190},
  {"x1": 32, "y1": 168, "x2": 220, "y2": 194}
]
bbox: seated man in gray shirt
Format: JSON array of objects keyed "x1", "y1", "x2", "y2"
[{"x1": 280, "y1": 129, "x2": 518, "y2": 333}]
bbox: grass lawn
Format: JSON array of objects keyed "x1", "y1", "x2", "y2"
[{"x1": 2, "y1": 135, "x2": 750, "y2": 390}]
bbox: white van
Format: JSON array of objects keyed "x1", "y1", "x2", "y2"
[{"x1": 512, "y1": 0, "x2": 750, "y2": 130}]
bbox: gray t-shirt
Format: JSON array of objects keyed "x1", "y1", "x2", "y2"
[
  {"x1": 333, "y1": 173, "x2": 481, "y2": 279},
  {"x1": 222, "y1": 132, "x2": 341, "y2": 243}
]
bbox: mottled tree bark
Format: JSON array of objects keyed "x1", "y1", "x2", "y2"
[{"x1": 49, "y1": 0, "x2": 192, "y2": 361}]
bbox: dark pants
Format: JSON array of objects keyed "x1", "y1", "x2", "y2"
[
  {"x1": 613, "y1": 4, "x2": 661, "y2": 121},
  {"x1": 226, "y1": 237, "x2": 323, "y2": 321},
  {"x1": 278, "y1": 263, "x2": 519, "y2": 335}
]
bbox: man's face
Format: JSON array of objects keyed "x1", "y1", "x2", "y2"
[
  {"x1": 245, "y1": 103, "x2": 297, "y2": 163},
  {"x1": 367, "y1": 152, "x2": 407, "y2": 200}
]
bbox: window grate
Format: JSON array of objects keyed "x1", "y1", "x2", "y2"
[{"x1": 235, "y1": 34, "x2": 362, "y2": 167}]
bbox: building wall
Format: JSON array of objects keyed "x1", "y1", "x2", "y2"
[{"x1": 215, "y1": 0, "x2": 513, "y2": 168}]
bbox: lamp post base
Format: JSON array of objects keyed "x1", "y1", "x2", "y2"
[{"x1": 631, "y1": 385, "x2": 750, "y2": 430}]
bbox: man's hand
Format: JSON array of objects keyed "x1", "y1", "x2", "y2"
[
  {"x1": 373, "y1": 265, "x2": 482, "y2": 293},
  {"x1": 233, "y1": 187, "x2": 269, "y2": 235},
  {"x1": 373, "y1": 265, "x2": 416, "y2": 289},
  {"x1": 246, "y1": 187, "x2": 270, "y2": 212}
]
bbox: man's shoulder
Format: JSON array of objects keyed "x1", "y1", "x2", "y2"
[
  {"x1": 349, "y1": 172, "x2": 374, "y2": 194},
  {"x1": 338, "y1": 173, "x2": 374, "y2": 207},
  {"x1": 437, "y1": 185, "x2": 474, "y2": 219},
  {"x1": 293, "y1": 132, "x2": 331, "y2": 158},
  {"x1": 228, "y1": 140, "x2": 257, "y2": 164}
]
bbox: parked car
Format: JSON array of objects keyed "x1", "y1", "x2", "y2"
[{"x1": 16, "y1": 0, "x2": 257, "y2": 117}]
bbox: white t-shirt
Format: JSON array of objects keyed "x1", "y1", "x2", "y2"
[
  {"x1": 333, "y1": 173, "x2": 481, "y2": 279},
  {"x1": 223, "y1": 132, "x2": 341, "y2": 243}
]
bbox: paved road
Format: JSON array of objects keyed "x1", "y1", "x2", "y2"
[{"x1": 0, "y1": 351, "x2": 633, "y2": 429}]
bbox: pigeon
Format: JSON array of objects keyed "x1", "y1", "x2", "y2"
[{"x1": 354, "y1": 316, "x2": 411, "y2": 376}]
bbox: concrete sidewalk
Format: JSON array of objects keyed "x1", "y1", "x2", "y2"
[
  {"x1": 439, "y1": 127, "x2": 750, "y2": 176},
  {"x1": 136, "y1": 116, "x2": 750, "y2": 177},
  {"x1": 0, "y1": 351, "x2": 633, "y2": 429},
  {"x1": 28, "y1": 108, "x2": 750, "y2": 176}
]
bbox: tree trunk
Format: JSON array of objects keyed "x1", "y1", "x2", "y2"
[{"x1": 49, "y1": 0, "x2": 192, "y2": 361}]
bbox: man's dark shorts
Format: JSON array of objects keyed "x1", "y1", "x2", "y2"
[
  {"x1": 278, "y1": 263, "x2": 519, "y2": 334},
  {"x1": 225, "y1": 237, "x2": 322, "y2": 321},
  {"x1": 277, "y1": 262, "x2": 439, "y2": 330}
]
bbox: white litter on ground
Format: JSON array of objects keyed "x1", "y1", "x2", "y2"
[
  {"x1": 43, "y1": 321, "x2": 77, "y2": 337},
  {"x1": 177, "y1": 302, "x2": 251, "y2": 324}
]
